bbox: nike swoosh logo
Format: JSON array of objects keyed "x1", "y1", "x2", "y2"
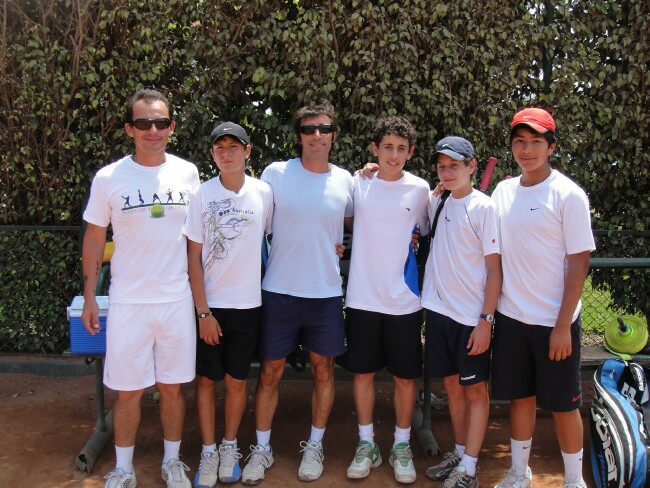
[
  {"x1": 572, "y1": 392, "x2": 582, "y2": 402},
  {"x1": 530, "y1": 207, "x2": 540, "y2": 211},
  {"x1": 405, "y1": 207, "x2": 411, "y2": 211},
  {"x1": 523, "y1": 445, "x2": 530, "y2": 450}
]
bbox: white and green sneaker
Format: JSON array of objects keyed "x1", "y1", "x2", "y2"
[
  {"x1": 389, "y1": 442, "x2": 416, "y2": 484},
  {"x1": 346, "y1": 440, "x2": 382, "y2": 479}
]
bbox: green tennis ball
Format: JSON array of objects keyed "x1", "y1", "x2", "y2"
[{"x1": 151, "y1": 203, "x2": 164, "y2": 218}]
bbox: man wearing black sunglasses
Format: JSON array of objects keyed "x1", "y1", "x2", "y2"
[
  {"x1": 81, "y1": 88, "x2": 199, "y2": 488},
  {"x1": 241, "y1": 104, "x2": 353, "y2": 484}
]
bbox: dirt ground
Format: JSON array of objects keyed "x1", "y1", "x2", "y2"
[{"x1": 0, "y1": 367, "x2": 597, "y2": 488}]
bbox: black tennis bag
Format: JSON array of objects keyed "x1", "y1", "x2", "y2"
[{"x1": 590, "y1": 359, "x2": 650, "y2": 487}]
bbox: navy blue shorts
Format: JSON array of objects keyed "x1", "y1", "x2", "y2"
[
  {"x1": 196, "y1": 307, "x2": 260, "y2": 381},
  {"x1": 490, "y1": 312, "x2": 582, "y2": 412},
  {"x1": 337, "y1": 308, "x2": 423, "y2": 379},
  {"x1": 424, "y1": 310, "x2": 490, "y2": 386},
  {"x1": 258, "y1": 291, "x2": 346, "y2": 360}
]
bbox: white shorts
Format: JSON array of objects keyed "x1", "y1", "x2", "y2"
[{"x1": 104, "y1": 296, "x2": 196, "y2": 391}]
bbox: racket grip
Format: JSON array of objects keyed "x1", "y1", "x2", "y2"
[{"x1": 479, "y1": 157, "x2": 498, "y2": 191}]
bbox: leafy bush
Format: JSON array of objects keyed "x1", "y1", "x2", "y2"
[{"x1": 0, "y1": 0, "x2": 648, "y2": 352}]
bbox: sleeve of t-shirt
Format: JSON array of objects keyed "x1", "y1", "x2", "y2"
[
  {"x1": 183, "y1": 185, "x2": 204, "y2": 244},
  {"x1": 344, "y1": 171, "x2": 354, "y2": 218},
  {"x1": 263, "y1": 184, "x2": 274, "y2": 235},
  {"x1": 481, "y1": 200, "x2": 501, "y2": 256},
  {"x1": 83, "y1": 173, "x2": 111, "y2": 228},
  {"x1": 417, "y1": 184, "x2": 431, "y2": 235},
  {"x1": 562, "y1": 188, "x2": 596, "y2": 255}
]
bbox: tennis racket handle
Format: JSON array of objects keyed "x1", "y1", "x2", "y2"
[{"x1": 479, "y1": 157, "x2": 498, "y2": 191}]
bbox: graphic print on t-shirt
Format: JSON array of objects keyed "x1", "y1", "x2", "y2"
[
  {"x1": 120, "y1": 187, "x2": 190, "y2": 218},
  {"x1": 203, "y1": 198, "x2": 254, "y2": 270}
]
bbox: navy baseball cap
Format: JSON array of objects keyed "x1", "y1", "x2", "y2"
[
  {"x1": 210, "y1": 122, "x2": 249, "y2": 145},
  {"x1": 435, "y1": 136, "x2": 474, "y2": 161}
]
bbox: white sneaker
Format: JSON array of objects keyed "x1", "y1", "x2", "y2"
[
  {"x1": 389, "y1": 442, "x2": 417, "y2": 483},
  {"x1": 563, "y1": 479, "x2": 587, "y2": 488},
  {"x1": 193, "y1": 451, "x2": 218, "y2": 488},
  {"x1": 298, "y1": 440, "x2": 325, "y2": 481},
  {"x1": 242, "y1": 444, "x2": 274, "y2": 485},
  {"x1": 162, "y1": 459, "x2": 191, "y2": 488},
  {"x1": 494, "y1": 466, "x2": 533, "y2": 488},
  {"x1": 218, "y1": 443, "x2": 242, "y2": 483},
  {"x1": 104, "y1": 468, "x2": 137, "y2": 488},
  {"x1": 346, "y1": 440, "x2": 382, "y2": 479}
]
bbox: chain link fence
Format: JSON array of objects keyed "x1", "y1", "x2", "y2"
[{"x1": 0, "y1": 227, "x2": 647, "y2": 355}]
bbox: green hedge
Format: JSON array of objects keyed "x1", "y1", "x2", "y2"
[{"x1": 0, "y1": 0, "x2": 648, "y2": 352}]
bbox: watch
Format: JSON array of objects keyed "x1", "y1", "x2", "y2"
[
  {"x1": 480, "y1": 313, "x2": 495, "y2": 324},
  {"x1": 198, "y1": 311, "x2": 212, "y2": 319}
]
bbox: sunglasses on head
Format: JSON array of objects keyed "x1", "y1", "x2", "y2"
[
  {"x1": 129, "y1": 118, "x2": 172, "y2": 130},
  {"x1": 298, "y1": 124, "x2": 334, "y2": 135}
]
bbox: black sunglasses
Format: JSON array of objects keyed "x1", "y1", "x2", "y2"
[
  {"x1": 129, "y1": 118, "x2": 172, "y2": 130},
  {"x1": 298, "y1": 124, "x2": 334, "y2": 135}
]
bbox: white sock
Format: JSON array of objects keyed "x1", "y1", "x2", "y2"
[
  {"x1": 115, "y1": 445, "x2": 135, "y2": 473},
  {"x1": 202, "y1": 443, "x2": 217, "y2": 454},
  {"x1": 562, "y1": 449, "x2": 584, "y2": 484},
  {"x1": 460, "y1": 453, "x2": 478, "y2": 477},
  {"x1": 221, "y1": 438, "x2": 237, "y2": 446},
  {"x1": 393, "y1": 426, "x2": 411, "y2": 447},
  {"x1": 163, "y1": 439, "x2": 181, "y2": 465},
  {"x1": 455, "y1": 443, "x2": 466, "y2": 458},
  {"x1": 359, "y1": 423, "x2": 374, "y2": 444},
  {"x1": 309, "y1": 425, "x2": 325, "y2": 445},
  {"x1": 511, "y1": 438, "x2": 532, "y2": 477},
  {"x1": 256, "y1": 429, "x2": 271, "y2": 450}
]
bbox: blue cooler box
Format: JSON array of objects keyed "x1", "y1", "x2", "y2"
[{"x1": 67, "y1": 296, "x2": 109, "y2": 355}]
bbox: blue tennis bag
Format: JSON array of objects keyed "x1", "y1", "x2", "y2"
[{"x1": 590, "y1": 359, "x2": 650, "y2": 487}]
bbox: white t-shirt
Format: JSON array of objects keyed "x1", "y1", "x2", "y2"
[
  {"x1": 183, "y1": 175, "x2": 273, "y2": 309},
  {"x1": 345, "y1": 172, "x2": 430, "y2": 315},
  {"x1": 261, "y1": 158, "x2": 354, "y2": 298},
  {"x1": 83, "y1": 154, "x2": 200, "y2": 304},
  {"x1": 421, "y1": 190, "x2": 500, "y2": 326},
  {"x1": 491, "y1": 170, "x2": 596, "y2": 327}
]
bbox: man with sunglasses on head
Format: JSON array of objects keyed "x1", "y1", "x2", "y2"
[
  {"x1": 241, "y1": 104, "x2": 353, "y2": 484},
  {"x1": 81, "y1": 88, "x2": 199, "y2": 488}
]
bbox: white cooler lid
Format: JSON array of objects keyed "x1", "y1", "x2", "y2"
[{"x1": 67, "y1": 295, "x2": 109, "y2": 319}]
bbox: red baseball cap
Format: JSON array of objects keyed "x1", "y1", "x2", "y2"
[{"x1": 511, "y1": 108, "x2": 556, "y2": 133}]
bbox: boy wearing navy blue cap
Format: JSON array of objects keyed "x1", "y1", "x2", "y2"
[{"x1": 423, "y1": 136, "x2": 502, "y2": 488}]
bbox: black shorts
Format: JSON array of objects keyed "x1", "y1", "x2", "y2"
[
  {"x1": 490, "y1": 312, "x2": 582, "y2": 412},
  {"x1": 336, "y1": 308, "x2": 423, "y2": 379},
  {"x1": 258, "y1": 291, "x2": 346, "y2": 360},
  {"x1": 196, "y1": 307, "x2": 260, "y2": 381},
  {"x1": 424, "y1": 310, "x2": 490, "y2": 386}
]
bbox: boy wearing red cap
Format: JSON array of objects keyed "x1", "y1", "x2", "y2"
[{"x1": 490, "y1": 108, "x2": 595, "y2": 488}]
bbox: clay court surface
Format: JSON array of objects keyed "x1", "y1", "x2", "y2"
[{"x1": 0, "y1": 362, "x2": 597, "y2": 487}]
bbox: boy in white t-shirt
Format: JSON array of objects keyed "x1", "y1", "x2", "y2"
[
  {"x1": 183, "y1": 122, "x2": 273, "y2": 488},
  {"x1": 338, "y1": 115, "x2": 430, "y2": 484},
  {"x1": 422, "y1": 136, "x2": 502, "y2": 488},
  {"x1": 491, "y1": 108, "x2": 595, "y2": 488}
]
